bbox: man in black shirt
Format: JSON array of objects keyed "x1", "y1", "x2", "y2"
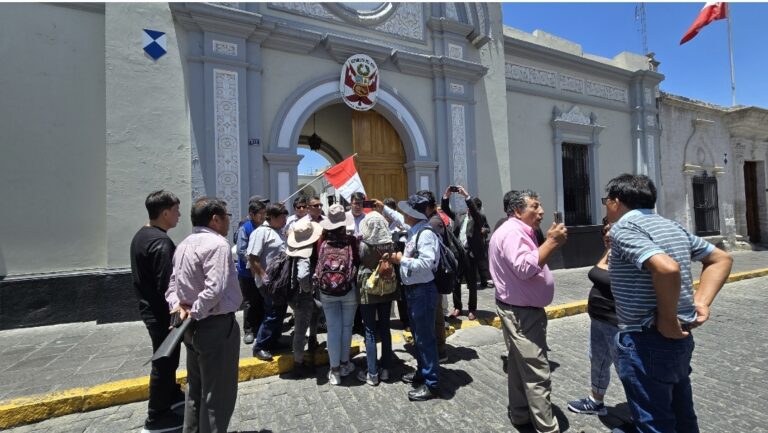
[{"x1": 130, "y1": 190, "x2": 185, "y2": 433}]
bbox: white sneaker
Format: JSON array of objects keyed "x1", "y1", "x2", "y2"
[
  {"x1": 328, "y1": 369, "x2": 341, "y2": 385},
  {"x1": 356, "y1": 369, "x2": 379, "y2": 386},
  {"x1": 340, "y1": 361, "x2": 355, "y2": 377},
  {"x1": 379, "y1": 368, "x2": 389, "y2": 381}
]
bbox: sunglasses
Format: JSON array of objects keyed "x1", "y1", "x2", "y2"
[
  {"x1": 295, "y1": 205, "x2": 307, "y2": 210},
  {"x1": 601, "y1": 197, "x2": 611, "y2": 205}
]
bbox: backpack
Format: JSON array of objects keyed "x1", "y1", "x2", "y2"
[
  {"x1": 263, "y1": 252, "x2": 297, "y2": 305},
  {"x1": 361, "y1": 244, "x2": 398, "y2": 297},
  {"x1": 443, "y1": 222, "x2": 467, "y2": 275},
  {"x1": 314, "y1": 240, "x2": 355, "y2": 295},
  {"x1": 414, "y1": 227, "x2": 458, "y2": 295}
]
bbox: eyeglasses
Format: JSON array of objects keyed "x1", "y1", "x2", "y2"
[
  {"x1": 295, "y1": 205, "x2": 307, "y2": 210},
  {"x1": 601, "y1": 197, "x2": 612, "y2": 205}
]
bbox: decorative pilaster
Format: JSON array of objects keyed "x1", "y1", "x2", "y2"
[{"x1": 213, "y1": 69, "x2": 241, "y2": 234}]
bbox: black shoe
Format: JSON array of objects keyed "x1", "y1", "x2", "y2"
[
  {"x1": 271, "y1": 340, "x2": 291, "y2": 352},
  {"x1": 408, "y1": 384, "x2": 438, "y2": 401},
  {"x1": 289, "y1": 362, "x2": 313, "y2": 379},
  {"x1": 501, "y1": 354, "x2": 508, "y2": 373},
  {"x1": 307, "y1": 336, "x2": 319, "y2": 352},
  {"x1": 401, "y1": 371, "x2": 424, "y2": 385},
  {"x1": 142, "y1": 412, "x2": 184, "y2": 433},
  {"x1": 243, "y1": 332, "x2": 254, "y2": 345},
  {"x1": 253, "y1": 349, "x2": 273, "y2": 361}
]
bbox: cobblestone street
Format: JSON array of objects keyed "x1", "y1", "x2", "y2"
[{"x1": 5, "y1": 275, "x2": 767, "y2": 433}]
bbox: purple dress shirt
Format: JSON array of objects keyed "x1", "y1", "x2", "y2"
[
  {"x1": 166, "y1": 226, "x2": 243, "y2": 321},
  {"x1": 489, "y1": 217, "x2": 554, "y2": 308}
]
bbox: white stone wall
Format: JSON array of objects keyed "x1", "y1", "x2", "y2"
[
  {"x1": 105, "y1": 3, "x2": 192, "y2": 269},
  {"x1": 658, "y1": 99, "x2": 733, "y2": 238},
  {"x1": 0, "y1": 4, "x2": 106, "y2": 276},
  {"x1": 474, "y1": 4, "x2": 512, "y2": 227}
]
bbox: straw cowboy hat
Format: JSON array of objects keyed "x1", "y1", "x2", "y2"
[
  {"x1": 360, "y1": 211, "x2": 392, "y2": 245},
  {"x1": 397, "y1": 194, "x2": 430, "y2": 221},
  {"x1": 319, "y1": 204, "x2": 354, "y2": 231},
  {"x1": 286, "y1": 219, "x2": 322, "y2": 258}
]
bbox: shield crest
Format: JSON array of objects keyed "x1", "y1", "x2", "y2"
[{"x1": 339, "y1": 54, "x2": 379, "y2": 111}]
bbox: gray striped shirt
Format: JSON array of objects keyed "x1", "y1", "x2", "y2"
[{"x1": 609, "y1": 209, "x2": 714, "y2": 332}]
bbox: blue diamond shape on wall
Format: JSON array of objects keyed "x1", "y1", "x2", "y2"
[{"x1": 142, "y1": 29, "x2": 167, "y2": 61}]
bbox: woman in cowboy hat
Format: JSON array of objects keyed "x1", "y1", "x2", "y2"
[
  {"x1": 285, "y1": 219, "x2": 323, "y2": 378},
  {"x1": 316, "y1": 204, "x2": 360, "y2": 385},
  {"x1": 355, "y1": 211, "x2": 400, "y2": 386}
]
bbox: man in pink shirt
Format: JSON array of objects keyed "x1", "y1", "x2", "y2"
[
  {"x1": 166, "y1": 197, "x2": 243, "y2": 433},
  {"x1": 489, "y1": 190, "x2": 567, "y2": 433}
]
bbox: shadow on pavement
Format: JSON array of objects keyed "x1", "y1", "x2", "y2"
[{"x1": 599, "y1": 402, "x2": 635, "y2": 431}]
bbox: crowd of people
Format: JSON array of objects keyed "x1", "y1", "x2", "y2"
[{"x1": 130, "y1": 173, "x2": 733, "y2": 433}]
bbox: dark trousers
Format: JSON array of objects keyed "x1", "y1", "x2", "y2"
[
  {"x1": 238, "y1": 276, "x2": 264, "y2": 335},
  {"x1": 145, "y1": 321, "x2": 184, "y2": 423},
  {"x1": 254, "y1": 294, "x2": 288, "y2": 351},
  {"x1": 406, "y1": 282, "x2": 439, "y2": 389},
  {"x1": 452, "y1": 254, "x2": 478, "y2": 312},
  {"x1": 397, "y1": 295, "x2": 410, "y2": 328},
  {"x1": 183, "y1": 313, "x2": 240, "y2": 433}
]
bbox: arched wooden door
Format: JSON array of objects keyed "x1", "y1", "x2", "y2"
[{"x1": 352, "y1": 110, "x2": 408, "y2": 201}]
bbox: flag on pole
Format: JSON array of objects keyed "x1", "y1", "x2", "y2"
[
  {"x1": 680, "y1": 2, "x2": 728, "y2": 44},
  {"x1": 323, "y1": 155, "x2": 366, "y2": 201}
]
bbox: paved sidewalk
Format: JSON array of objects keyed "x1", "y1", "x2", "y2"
[
  {"x1": 0, "y1": 250, "x2": 764, "y2": 408},
  {"x1": 6, "y1": 275, "x2": 768, "y2": 433}
]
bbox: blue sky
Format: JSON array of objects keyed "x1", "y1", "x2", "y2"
[{"x1": 502, "y1": 2, "x2": 768, "y2": 108}]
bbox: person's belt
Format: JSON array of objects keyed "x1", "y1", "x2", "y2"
[
  {"x1": 495, "y1": 299, "x2": 543, "y2": 310},
  {"x1": 403, "y1": 281, "x2": 433, "y2": 289}
]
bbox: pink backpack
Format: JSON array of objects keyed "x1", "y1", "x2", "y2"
[{"x1": 314, "y1": 241, "x2": 355, "y2": 295}]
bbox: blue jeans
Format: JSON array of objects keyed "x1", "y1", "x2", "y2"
[
  {"x1": 590, "y1": 318, "x2": 619, "y2": 395},
  {"x1": 405, "y1": 281, "x2": 439, "y2": 389},
  {"x1": 359, "y1": 302, "x2": 393, "y2": 376},
  {"x1": 320, "y1": 290, "x2": 358, "y2": 368},
  {"x1": 616, "y1": 329, "x2": 698, "y2": 433},
  {"x1": 253, "y1": 293, "x2": 288, "y2": 352}
]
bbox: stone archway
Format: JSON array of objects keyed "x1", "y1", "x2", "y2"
[{"x1": 265, "y1": 75, "x2": 436, "y2": 202}]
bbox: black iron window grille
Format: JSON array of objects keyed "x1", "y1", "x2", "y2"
[
  {"x1": 692, "y1": 172, "x2": 720, "y2": 236},
  {"x1": 562, "y1": 142, "x2": 592, "y2": 226}
]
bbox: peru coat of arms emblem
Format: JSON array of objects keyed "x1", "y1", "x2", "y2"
[{"x1": 339, "y1": 54, "x2": 379, "y2": 111}]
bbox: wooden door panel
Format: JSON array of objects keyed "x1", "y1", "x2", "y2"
[{"x1": 352, "y1": 110, "x2": 407, "y2": 201}]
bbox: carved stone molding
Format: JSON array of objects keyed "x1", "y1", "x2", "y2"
[
  {"x1": 585, "y1": 80, "x2": 628, "y2": 103},
  {"x1": 553, "y1": 106, "x2": 599, "y2": 127},
  {"x1": 646, "y1": 114, "x2": 656, "y2": 128},
  {"x1": 268, "y1": 2, "x2": 425, "y2": 42},
  {"x1": 212, "y1": 40, "x2": 237, "y2": 56},
  {"x1": 451, "y1": 104, "x2": 467, "y2": 187},
  {"x1": 213, "y1": 69, "x2": 241, "y2": 234},
  {"x1": 448, "y1": 43, "x2": 463, "y2": 60},
  {"x1": 505, "y1": 63, "x2": 557, "y2": 88},
  {"x1": 560, "y1": 74, "x2": 584, "y2": 94},
  {"x1": 449, "y1": 83, "x2": 465, "y2": 95}
]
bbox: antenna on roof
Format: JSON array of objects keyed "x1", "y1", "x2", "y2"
[{"x1": 635, "y1": 3, "x2": 649, "y2": 55}]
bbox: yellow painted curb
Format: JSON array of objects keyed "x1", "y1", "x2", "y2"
[
  {"x1": 2, "y1": 268, "x2": 765, "y2": 429},
  {"x1": 0, "y1": 346, "x2": 359, "y2": 430}
]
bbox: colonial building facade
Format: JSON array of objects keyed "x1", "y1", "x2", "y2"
[
  {"x1": 4, "y1": 2, "x2": 761, "y2": 329},
  {"x1": 658, "y1": 93, "x2": 768, "y2": 249}
]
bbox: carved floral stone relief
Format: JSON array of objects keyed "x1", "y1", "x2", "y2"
[{"x1": 214, "y1": 69, "x2": 241, "y2": 234}]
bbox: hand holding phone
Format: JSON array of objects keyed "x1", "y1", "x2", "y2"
[{"x1": 553, "y1": 211, "x2": 563, "y2": 225}]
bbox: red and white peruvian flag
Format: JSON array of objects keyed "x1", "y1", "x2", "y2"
[
  {"x1": 323, "y1": 155, "x2": 366, "y2": 201},
  {"x1": 680, "y1": 2, "x2": 728, "y2": 45}
]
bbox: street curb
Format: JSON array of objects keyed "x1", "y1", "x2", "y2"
[{"x1": 2, "y1": 267, "x2": 766, "y2": 429}]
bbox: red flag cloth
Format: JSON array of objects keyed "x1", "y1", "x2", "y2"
[
  {"x1": 323, "y1": 156, "x2": 366, "y2": 201},
  {"x1": 680, "y1": 2, "x2": 728, "y2": 45}
]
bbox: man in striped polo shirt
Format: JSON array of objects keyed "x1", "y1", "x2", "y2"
[{"x1": 604, "y1": 174, "x2": 732, "y2": 433}]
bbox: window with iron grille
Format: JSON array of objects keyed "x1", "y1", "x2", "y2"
[
  {"x1": 692, "y1": 173, "x2": 720, "y2": 236},
  {"x1": 562, "y1": 142, "x2": 592, "y2": 225}
]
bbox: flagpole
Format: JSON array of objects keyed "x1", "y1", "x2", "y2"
[
  {"x1": 726, "y1": 4, "x2": 737, "y2": 106},
  {"x1": 280, "y1": 153, "x2": 359, "y2": 204}
]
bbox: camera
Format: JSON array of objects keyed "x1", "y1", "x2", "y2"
[
  {"x1": 362, "y1": 200, "x2": 376, "y2": 208},
  {"x1": 449, "y1": 185, "x2": 460, "y2": 192}
]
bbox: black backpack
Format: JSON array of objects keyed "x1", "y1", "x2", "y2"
[
  {"x1": 413, "y1": 227, "x2": 458, "y2": 295},
  {"x1": 263, "y1": 252, "x2": 297, "y2": 305}
]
